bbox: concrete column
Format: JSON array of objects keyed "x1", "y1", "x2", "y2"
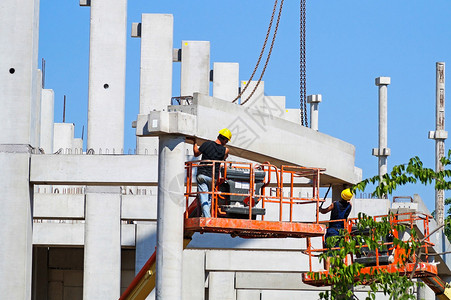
[
  {"x1": 40, "y1": 89, "x2": 55, "y2": 154},
  {"x1": 240, "y1": 80, "x2": 265, "y2": 106},
  {"x1": 0, "y1": 0, "x2": 40, "y2": 145},
  {"x1": 0, "y1": 150, "x2": 33, "y2": 299},
  {"x1": 84, "y1": 0, "x2": 127, "y2": 153},
  {"x1": 135, "y1": 222, "x2": 157, "y2": 274},
  {"x1": 31, "y1": 69, "x2": 42, "y2": 148},
  {"x1": 132, "y1": 14, "x2": 174, "y2": 155},
  {"x1": 181, "y1": 41, "x2": 210, "y2": 97},
  {"x1": 53, "y1": 123, "x2": 75, "y2": 153},
  {"x1": 428, "y1": 62, "x2": 447, "y2": 226},
  {"x1": 213, "y1": 62, "x2": 239, "y2": 102},
  {"x1": 307, "y1": 94, "x2": 322, "y2": 131},
  {"x1": 372, "y1": 77, "x2": 391, "y2": 179},
  {"x1": 83, "y1": 187, "x2": 121, "y2": 299},
  {"x1": 156, "y1": 135, "x2": 185, "y2": 300},
  {"x1": 0, "y1": 0, "x2": 40, "y2": 298}
]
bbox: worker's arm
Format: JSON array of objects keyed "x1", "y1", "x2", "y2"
[
  {"x1": 224, "y1": 148, "x2": 229, "y2": 159},
  {"x1": 193, "y1": 139, "x2": 202, "y2": 157},
  {"x1": 319, "y1": 202, "x2": 334, "y2": 214}
]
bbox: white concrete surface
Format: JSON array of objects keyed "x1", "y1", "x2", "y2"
[
  {"x1": 53, "y1": 123, "x2": 75, "y2": 153},
  {"x1": 83, "y1": 189, "x2": 121, "y2": 299},
  {"x1": 33, "y1": 193, "x2": 85, "y2": 218},
  {"x1": 122, "y1": 195, "x2": 157, "y2": 220},
  {"x1": 182, "y1": 250, "x2": 206, "y2": 300},
  {"x1": 373, "y1": 76, "x2": 391, "y2": 178},
  {"x1": 31, "y1": 69, "x2": 42, "y2": 148},
  {"x1": 208, "y1": 272, "x2": 236, "y2": 300},
  {"x1": 135, "y1": 222, "x2": 157, "y2": 273},
  {"x1": 240, "y1": 80, "x2": 264, "y2": 106},
  {"x1": 0, "y1": 0, "x2": 40, "y2": 145},
  {"x1": 86, "y1": 0, "x2": 127, "y2": 153},
  {"x1": 33, "y1": 223, "x2": 84, "y2": 246},
  {"x1": 307, "y1": 94, "x2": 322, "y2": 131},
  {"x1": 40, "y1": 89, "x2": 55, "y2": 153},
  {"x1": 30, "y1": 154, "x2": 159, "y2": 185},
  {"x1": 213, "y1": 62, "x2": 239, "y2": 101},
  {"x1": 0, "y1": 152, "x2": 33, "y2": 299},
  {"x1": 181, "y1": 41, "x2": 210, "y2": 96},
  {"x1": 155, "y1": 135, "x2": 186, "y2": 299}
]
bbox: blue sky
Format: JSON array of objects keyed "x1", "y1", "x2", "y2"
[{"x1": 38, "y1": 1, "x2": 451, "y2": 213}]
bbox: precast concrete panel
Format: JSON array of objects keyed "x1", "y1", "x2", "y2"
[
  {"x1": 0, "y1": 0, "x2": 40, "y2": 144},
  {"x1": 53, "y1": 123, "x2": 75, "y2": 153},
  {"x1": 122, "y1": 195, "x2": 157, "y2": 220},
  {"x1": 33, "y1": 223, "x2": 85, "y2": 246},
  {"x1": 33, "y1": 193, "x2": 85, "y2": 219},
  {"x1": 236, "y1": 290, "x2": 261, "y2": 300},
  {"x1": 30, "y1": 154, "x2": 159, "y2": 185},
  {"x1": 235, "y1": 272, "x2": 303, "y2": 290},
  {"x1": 240, "y1": 80, "x2": 264, "y2": 106},
  {"x1": 83, "y1": 190, "x2": 121, "y2": 299},
  {"x1": 40, "y1": 89, "x2": 55, "y2": 153},
  {"x1": 139, "y1": 14, "x2": 173, "y2": 113},
  {"x1": 86, "y1": 0, "x2": 127, "y2": 153},
  {"x1": 121, "y1": 224, "x2": 136, "y2": 247},
  {"x1": 181, "y1": 41, "x2": 210, "y2": 96},
  {"x1": 0, "y1": 152, "x2": 33, "y2": 299},
  {"x1": 135, "y1": 222, "x2": 157, "y2": 274},
  {"x1": 182, "y1": 250, "x2": 206, "y2": 300},
  {"x1": 208, "y1": 272, "x2": 236, "y2": 300},
  {"x1": 205, "y1": 250, "x2": 321, "y2": 272},
  {"x1": 213, "y1": 62, "x2": 239, "y2": 101}
]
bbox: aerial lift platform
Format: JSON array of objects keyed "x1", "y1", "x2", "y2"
[
  {"x1": 302, "y1": 212, "x2": 451, "y2": 299},
  {"x1": 120, "y1": 161, "x2": 327, "y2": 300}
]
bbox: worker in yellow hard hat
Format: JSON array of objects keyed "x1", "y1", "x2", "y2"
[
  {"x1": 319, "y1": 188, "x2": 353, "y2": 270},
  {"x1": 192, "y1": 128, "x2": 231, "y2": 217}
]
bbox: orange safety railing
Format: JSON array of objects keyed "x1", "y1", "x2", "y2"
[
  {"x1": 184, "y1": 160, "x2": 325, "y2": 223},
  {"x1": 303, "y1": 212, "x2": 436, "y2": 284}
]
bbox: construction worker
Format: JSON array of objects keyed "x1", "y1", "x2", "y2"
[
  {"x1": 319, "y1": 188, "x2": 353, "y2": 270},
  {"x1": 192, "y1": 128, "x2": 231, "y2": 217}
]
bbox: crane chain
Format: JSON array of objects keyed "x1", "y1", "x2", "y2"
[
  {"x1": 241, "y1": 0, "x2": 284, "y2": 105},
  {"x1": 232, "y1": 0, "x2": 281, "y2": 104},
  {"x1": 299, "y1": 0, "x2": 308, "y2": 127}
]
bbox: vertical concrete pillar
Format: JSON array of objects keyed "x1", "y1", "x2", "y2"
[
  {"x1": 156, "y1": 135, "x2": 185, "y2": 300},
  {"x1": 53, "y1": 123, "x2": 75, "y2": 153},
  {"x1": 135, "y1": 222, "x2": 157, "y2": 274},
  {"x1": 429, "y1": 62, "x2": 447, "y2": 226},
  {"x1": 31, "y1": 69, "x2": 42, "y2": 148},
  {"x1": 181, "y1": 41, "x2": 210, "y2": 97},
  {"x1": 84, "y1": 0, "x2": 127, "y2": 153},
  {"x1": 372, "y1": 77, "x2": 391, "y2": 180},
  {"x1": 132, "y1": 14, "x2": 174, "y2": 155},
  {"x1": 213, "y1": 62, "x2": 239, "y2": 102},
  {"x1": 83, "y1": 187, "x2": 121, "y2": 299},
  {"x1": 307, "y1": 94, "x2": 322, "y2": 131},
  {"x1": 240, "y1": 80, "x2": 265, "y2": 106},
  {"x1": 0, "y1": 0, "x2": 40, "y2": 298},
  {"x1": 40, "y1": 89, "x2": 55, "y2": 154}
]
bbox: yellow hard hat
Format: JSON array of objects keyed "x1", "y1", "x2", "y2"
[
  {"x1": 341, "y1": 188, "x2": 353, "y2": 201},
  {"x1": 218, "y1": 128, "x2": 232, "y2": 141}
]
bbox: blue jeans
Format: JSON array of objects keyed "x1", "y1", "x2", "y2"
[{"x1": 197, "y1": 174, "x2": 212, "y2": 217}]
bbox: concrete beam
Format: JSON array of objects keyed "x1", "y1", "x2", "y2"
[
  {"x1": 139, "y1": 94, "x2": 361, "y2": 185},
  {"x1": 33, "y1": 193, "x2": 85, "y2": 219},
  {"x1": 30, "y1": 154, "x2": 158, "y2": 185},
  {"x1": 33, "y1": 223, "x2": 85, "y2": 246}
]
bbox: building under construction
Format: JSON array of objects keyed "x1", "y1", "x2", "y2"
[{"x1": 1, "y1": 1, "x2": 451, "y2": 300}]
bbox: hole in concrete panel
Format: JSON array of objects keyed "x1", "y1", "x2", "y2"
[
  {"x1": 9, "y1": 68, "x2": 15, "y2": 74},
  {"x1": 103, "y1": 83, "x2": 109, "y2": 89}
]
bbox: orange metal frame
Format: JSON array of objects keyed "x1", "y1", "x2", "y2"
[
  {"x1": 302, "y1": 212, "x2": 437, "y2": 286},
  {"x1": 184, "y1": 160, "x2": 327, "y2": 239}
]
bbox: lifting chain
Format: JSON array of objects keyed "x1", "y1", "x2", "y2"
[
  {"x1": 299, "y1": 0, "x2": 308, "y2": 127},
  {"x1": 232, "y1": 0, "x2": 284, "y2": 105}
]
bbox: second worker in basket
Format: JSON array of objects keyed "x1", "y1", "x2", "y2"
[{"x1": 192, "y1": 128, "x2": 231, "y2": 217}]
